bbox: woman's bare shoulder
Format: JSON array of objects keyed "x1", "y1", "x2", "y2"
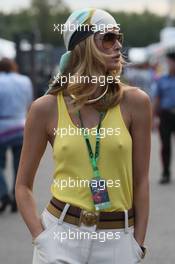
[
  {"x1": 27, "y1": 94, "x2": 58, "y2": 130},
  {"x1": 121, "y1": 84, "x2": 151, "y2": 109},
  {"x1": 29, "y1": 94, "x2": 57, "y2": 116}
]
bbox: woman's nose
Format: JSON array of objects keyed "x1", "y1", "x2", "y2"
[{"x1": 113, "y1": 38, "x2": 122, "y2": 50}]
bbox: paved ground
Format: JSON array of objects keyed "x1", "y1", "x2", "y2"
[{"x1": 0, "y1": 131, "x2": 175, "y2": 264}]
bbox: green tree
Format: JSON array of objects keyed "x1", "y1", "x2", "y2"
[
  {"x1": 0, "y1": 6, "x2": 172, "y2": 48},
  {"x1": 30, "y1": 0, "x2": 70, "y2": 44},
  {"x1": 111, "y1": 10, "x2": 166, "y2": 47}
]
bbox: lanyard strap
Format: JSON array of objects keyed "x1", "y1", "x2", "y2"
[{"x1": 77, "y1": 110, "x2": 105, "y2": 178}]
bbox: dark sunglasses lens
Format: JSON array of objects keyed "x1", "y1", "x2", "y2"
[
  {"x1": 102, "y1": 33, "x2": 123, "y2": 49},
  {"x1": 102, "y1": 33, "x2": 116, "y2": 49},
  {"x1": 117, "y1": 34, "x2": 123, "y2": 44}
]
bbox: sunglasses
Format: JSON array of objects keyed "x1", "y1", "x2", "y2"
[{"x1": 95, "y1": 32, "x2": 124, "y2": 49}]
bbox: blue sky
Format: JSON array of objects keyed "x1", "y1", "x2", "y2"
[{"x1": 0, "y1": 0, "x2": 172, "y2": 16}]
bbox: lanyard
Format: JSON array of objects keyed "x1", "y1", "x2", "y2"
[{"x1": 77, "y1": 110, "x2": 105, "y2": 178}]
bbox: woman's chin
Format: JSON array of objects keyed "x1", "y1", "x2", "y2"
[{"x1": 107, "y1": 63, "x2": 120, "y2": 71}]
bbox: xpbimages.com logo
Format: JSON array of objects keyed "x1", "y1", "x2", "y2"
[
  {"x1": 53, "y1": 177, "x2": 121, "y2": 190},
  {"x1": 53, "y1": 22, "x2": 120, "y2": 35},
  {"x1": 53, "y1": 125, "x2": 121, "y2": 138},
  {"x1": 53, "y1": 73, "x2": 121, "y2": 87},
  {"x1": 53, "y1": 229, "x2": 121, "y2": 243}
]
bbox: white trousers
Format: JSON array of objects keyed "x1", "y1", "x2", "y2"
[{"x1": 32, "y1": 204, "x2": 143, "y2": 264}]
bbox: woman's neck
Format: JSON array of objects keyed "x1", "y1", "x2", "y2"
[{"x1": 88, "y1": 85, "x2": 107, "y2": 99}]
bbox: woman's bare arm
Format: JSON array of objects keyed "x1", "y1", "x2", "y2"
[
  {"x1": 130, "y1": 88, "x2": 152, "y2": 246},
  {"x1": 15, "y1": 96, "x2": 53, "y2": 240}
]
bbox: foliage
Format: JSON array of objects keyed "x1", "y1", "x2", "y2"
[{"x1": 0, "y1": 1, "x2": 169, "y2": 47}]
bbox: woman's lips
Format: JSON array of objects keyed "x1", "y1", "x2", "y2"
[
  {"x1": 112, "y1": 55, "x2": 120, "y2": 62},
  {"x1": 112, "y1": 54, "x2": 120, "y2": 59}
]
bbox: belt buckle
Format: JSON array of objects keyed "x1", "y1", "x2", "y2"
[{"x1": 79, "y1": 210, "x2": 99, "y2": 226}]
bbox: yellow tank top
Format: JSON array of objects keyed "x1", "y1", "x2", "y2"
[{"x1": 51, "y1": 91, "x2": 133, "y2": 212}]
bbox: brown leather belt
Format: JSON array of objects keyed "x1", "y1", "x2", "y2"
[{"x1": 46, "y1": 197, "x2": 135, "y2": 229}]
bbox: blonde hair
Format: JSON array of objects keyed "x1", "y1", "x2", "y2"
[{"x1": 48, "y1": 34, "x2": 125, "y2": 113}]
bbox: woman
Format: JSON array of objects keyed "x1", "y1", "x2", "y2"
[{"x1": 15, "y1": 8, "x2": 151, "y2": 264}]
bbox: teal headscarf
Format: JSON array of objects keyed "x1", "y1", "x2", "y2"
[{"x1": 45, "y1": 8, "x2": 119, "y2": 94}]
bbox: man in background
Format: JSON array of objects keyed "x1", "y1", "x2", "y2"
[
  {"x1": 0, "y1": 58, "x2": 33, "y2": 212},
  {"x1": 152, "y1": 51, "x2": 175, "y2": 184}
]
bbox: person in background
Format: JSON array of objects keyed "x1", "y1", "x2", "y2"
[
  {"x1": 152, "y1": 51, "x2": 175, "y2": 184},
  {"x1": 0, "y1": 58, "x2": 33, "y2": 212}
]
